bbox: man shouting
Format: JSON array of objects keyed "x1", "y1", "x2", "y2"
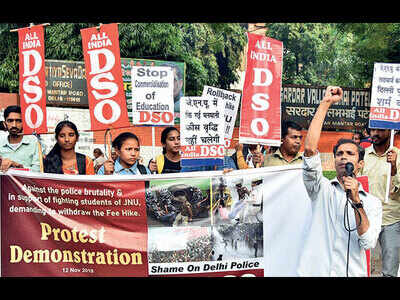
[{"x1": 297, "y1": 86, "x2": 382, "y2": 277}]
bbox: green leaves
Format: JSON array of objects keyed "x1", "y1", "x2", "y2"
[
  {"x1": 0, "y1": 23, "x2": 246, "y2": 95},
  {"x1": 266, "y1": 23, "x2": 400, "y2": 88}
]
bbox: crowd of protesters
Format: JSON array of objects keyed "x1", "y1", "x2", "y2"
[
  {"x1": 0, "y1": 105, "x2": 304, "y2": 175},
  {"x1": 148, "y1": 235, "x2": 213, "y2": 263},
  {"x1": 0, "y1": 105, "x2": 308, "y2": 176},
  {"x1": 1, "y1": 94, "x2": 400, "y2": 277}
]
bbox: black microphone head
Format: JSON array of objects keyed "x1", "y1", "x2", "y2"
[{"x1": 345, "y1": 162, "x2": 354, "y2": 176}]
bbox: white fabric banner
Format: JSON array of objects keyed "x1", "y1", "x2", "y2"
[{"x1": 260, "y1": 165, "x2": 312, "y2": 276}]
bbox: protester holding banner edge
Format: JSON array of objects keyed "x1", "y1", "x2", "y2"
[
  {"x1": 231, "y1": 143, "x2": 265, "y2": 170},
  {"x1": 152, "y1": 126, "x2": 182, "y2": 174},
  {"x1": 0, "y1": 105, "x2": 42, "y2": 173},
  {"x1": 297, "y1": 86, "x2": 382, "y2": 277},
  {"x1": 149, "y1": 126, "x2": 237, "y2": 174},
  {"x1": 98, "y1": 132, "x2": 150, "y2": 175},
  {"x1": 43, "y1": 120, "x2": 94, "y2": 175},
  {"x1": 263, "y1": 121, "x2": 303, "y2": 167}
]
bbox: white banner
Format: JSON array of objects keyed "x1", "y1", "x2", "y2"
[
  {"x1": 261, "y1": 165, "x2": 312, "y2": 276},
  {"x1": 180, "y1": 96, "x2": 225, "y2": 166},
  {"x1": 202, "y1": 85, "x2": 241, "y2": 148},
  {"x1": 0, "y1": 165, "x2": 317, "y2": 277},
  {"x1": 369, "y1": 62, "x2": 400, "y2": 129},
  {"x1": 131, "y1": 66, "x2": 174, "y2": 125}
]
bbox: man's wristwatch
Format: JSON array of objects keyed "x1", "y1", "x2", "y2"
[{"x1": 352, "y1": 200, "x2": 363, "y2": 209}]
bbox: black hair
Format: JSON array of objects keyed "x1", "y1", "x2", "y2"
[
  {"x1": 333, "y1": 138, "x2": 365, "y2": 162},
  {"x1": 161, "y1": 126, "x2": 179, "y2": 154},
  {"x1": 112, "y1": 132, "x2": 140, "y2": 150},
  {"x1": 4, "y1": 105, "x2": 21, "y2": 120},
  {"x1": 55, "y1": 120, "x2": 79, "y2": 139},
  {"x1": 282, "y1": 121, "x2": 302, "y2": 139},
  {"x1": 93, "y1": 148, "x2": 103, "y2": 154},
  {"x1": 47, "y1": 120, "x2": 80, "y2": 156},
  {"x1": 352, "y1": 131, "x2": 364, "y2": 139},
  {"x1": 44, "y1": 121, "x2": 80, "y2": 174}
]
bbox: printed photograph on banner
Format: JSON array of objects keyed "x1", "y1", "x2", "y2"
[
  {"x1": 145, "y1": 177, "x2": 212, "y2": 227},
  {"x1": 211, "y1": 175, "x2": 263, "y2": 225},
  {"x1": 202, "y1": 85, "x2": 241, "y2": 148},
  {"x1": 148, "y1": 226, "x2": 213, "y2": 264},
  {"x1": 209, "y1": 175, "x2": 264, "y2": 263},
  {"x1": 121, "y1": 58, "x2": 185, "y2": 124},
  {"x1": 180, "y1": 96, "x2": 225, "y2": 167},
  {"x1": 130, "y1": 66, "x2": 174, "y2": 125},
  {"x1": 148, "y1": 225, "x2": 263, "y2": 277}
]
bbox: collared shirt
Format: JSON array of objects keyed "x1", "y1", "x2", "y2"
[
  {"x1": 359, "y1": 145, "x2": 400, "y2": 226},
  {"x1": 297, "y1": 153, "x2": 382, "y2": 277},
  {"x1": 97, "y1": 158, "x2": 150, "y2": 175},
  {"x1": 0, "y1": 134, "x2": 41, "y2": 172},
  {"x1": 263, "y1": 148, "x2": 303, "y2": 167}
]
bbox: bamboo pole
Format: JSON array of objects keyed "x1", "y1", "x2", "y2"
[
  {"x1": 384, "y1": 129, "x2": 394, "y2": 203},
  {"x1": 10, "y1": 23, "x2": 50, "y2": 32}
]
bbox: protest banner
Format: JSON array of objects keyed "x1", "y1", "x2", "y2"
[
  {"x1": 180, "y1": 96, "x2": 225, "y2": 167},
  {"x1": 0, "y1": 167, "x2": 372, "y2": 277},
  {"x1": 121, "y1": 58, "x2": 185, "y2": 124},
  {"x1": 81, "y1": 23, "x2": 130, "y2": 131},
  {"x1": 1, "y1": 168, "x2": 266, "y2": 277},
  {"x1": 17, "y1": 24, "x2": 48, "y2": 134},
  {"x1": 202, "y1": 86, "x2": 241, "y2": 148},
  {"x1": 146, "y1": 171, "x2": 264, "y2": 276},
  {"x1": 369, "y1": 62, "x2": 400, "y2": 130},
  {"x1": 239, "y1": 33, "x2": 283, "y2": 146},
  {"x1": 130, "y1": 66, "x2": 174, "y2": 126},
  {"x1": 1, "y1": 171, "x2": 148, "y2": 277},
  {"x1": 368, "y1": 62, "x2": 400, "y2": 202}
]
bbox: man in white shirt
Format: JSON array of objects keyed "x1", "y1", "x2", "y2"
[{"x1": 297, "y1": 86, "x2": 382, "y2": 277}]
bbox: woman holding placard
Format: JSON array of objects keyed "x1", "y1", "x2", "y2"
[
  {"x1": 150, "y1": 126, "x2": 237, "y2": 174},
  {"x1": 153, "y1": 126, "x2": 182, "y2": 174},
  {"x1": 98, "y1": 132, "x2": 151, "y2": 175}
]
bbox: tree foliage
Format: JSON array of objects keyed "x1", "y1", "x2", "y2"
[
  {"x1": 3, "y1": 22, "x2": 400, "y2": 93},
  {"x1": 266, "y1": 23, "x2": 400, "y2": 88},
  {"x1": 0, "y1": 23, "x2": 247, "y2": 95}
]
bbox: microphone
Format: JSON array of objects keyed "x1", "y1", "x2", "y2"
[
  {"x1": 345, "y1": 162, "x2": 354, "y2": 177},
  {"x1": 345, "y1": 162, "x2": 354, "y2": 197}
]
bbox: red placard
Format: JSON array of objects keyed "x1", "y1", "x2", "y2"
[
  {"x1": 81, "y1": 23, "x2": 130, "y2": 131},
  {"x1": 18, "y1": 25, "x2": 47, "y2": 134},
  {"x1": 239, "y1": 33, "x2": 283, "y2": 146}
]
